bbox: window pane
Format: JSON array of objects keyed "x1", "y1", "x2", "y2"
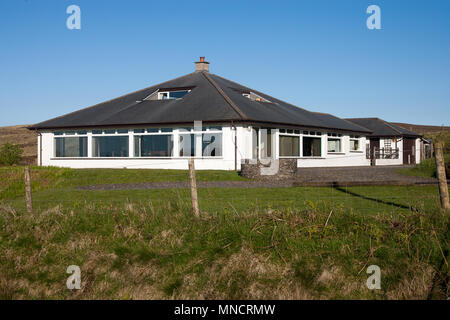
[
  {"x1": 117, "y1": 129, "x2": 128, "y2": 134},
  {"x1": 179, "y1": 134, "x2": 195, "y2": 157},
  {"x1": 161, "y1": 128, "x2": 173, "y2": 133},
  {"x1": 92, "y1": 130, "x2": 102, "y2": 134},
  {"x1": 104, "y1": 130, "x2": 116, "y2": 134},
  {"x1": 303, "y1": 137, "x2": 321, "y2": 157},
  {"x1": 279, "y1": 136, "x2": 299, "y2": 156},
  {"x1": 134, "y1": 135, "x2": 173, "y2": 157},
  {"x1": 261, "y1": 129, "x2": 272, "y2": 158},
  {"x1": 92, "y1": 136, "x2": 129, "y2": 157},
  {"x1": 202, "y1": 133, "x2": 222, "y2": 157},
  {"x1": 350, "y1": 139, "x2": 359, "y2": 151},
  {"x1": 169, "y1": 90, "x2": 189, "y2": 99},
  {"x1": 327, "y1": 138, "x2": 341, "y2": 152},
  {"x1": 55, "y1": 137, "x2": 87, "y2": 157}
]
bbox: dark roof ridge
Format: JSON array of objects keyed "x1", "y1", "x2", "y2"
[
  {"x1": 201, "y1": 72, "x2": 248, "y2": 120},
  {"x1": 28, "y1": 72, "x2": 198, "y2": 130}
]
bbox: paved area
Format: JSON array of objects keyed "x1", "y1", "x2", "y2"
[
  {"x1": 295, "y1": 165, "x2": 437, "y2": 184},
  {"x1": 78, "y1": 166, "x2": 440, "y2": 190}
]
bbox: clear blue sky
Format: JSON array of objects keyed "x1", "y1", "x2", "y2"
[{"x1": 0, "y1": 0, "x2": 449, "y2": 126}]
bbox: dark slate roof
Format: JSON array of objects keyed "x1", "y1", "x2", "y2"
[
  {"x1": 345, "y1": 118, "x2": 421, "y2": 137},
  {"x1": 29, "y1": 71, "x2": 370, "y2": 133}
]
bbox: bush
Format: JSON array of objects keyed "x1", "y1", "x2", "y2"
[{"x1": 0, "y1": 143, "x2": 23, "y2": 166}]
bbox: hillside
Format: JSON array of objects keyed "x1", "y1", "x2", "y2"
[
  {"x1": 392, "y1": 122, "x2": 450, "y2": 136},
  {"x1": 0, "y1": 125, "x2": 36, "y2": 165}
]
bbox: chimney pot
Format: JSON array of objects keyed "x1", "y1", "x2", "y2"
[{"x1": 195, "y1": 56, "x2": 210, "y2": 72}]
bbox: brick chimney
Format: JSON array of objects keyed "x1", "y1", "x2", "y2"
[{"x1": 195, "y1": 57, "x2": 209, "y2": 72}]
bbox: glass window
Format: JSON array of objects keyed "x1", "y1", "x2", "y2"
[
  {"x1": 279, "y1": 136, "x2": 300, "y2": 156},
  {"x1": 169, "y1": 90, "x2": 189, "y2": 99},
  {"x1": 303, "y1": 137, "x2": 321, "y2": 157},
  {"x1": 161, "y1": 128, "x2": 173, "y2": 133},
  {"x1": 104, "y1": 129, "x2": 116, "y2": 134},
  {"x1": 202, "y1": 133, "x2": 222, "y2": 157},
  {"x1": 92, "y1": 130, "x2": 102, "y2": 134},
  {"x1": 159, "y1": 90, "x2": 190, "y2": 100},
  {"x1": 77, "y1": 130, "x2": 87, "y2": 135},
  {"x1": 54, "y1": 132, "x2": 63, "y2": 136},
  {"x1": 55, "y1": 137, "x2": 87, "y2": 157},
  {"x1": 134, "y1": 135, "x2": 173, "y2": 157},
  {"x1": 179, "y1": 134, "x2": 195, "y2": 157},
  {"x1": 147, "y1": 128, "x2": 159, "y2": 133},
  {"x1": 350, "y1": 139, "x2": 360, "y2": 151},
  {"x1": 327, "y1": 138, "x2": 341, "y2": 153},
  {"x1": 117, "y1": 129, "x2": 128, "y2": 134},
  {"x1": 261, "y1": 129, "x2": 272, "y2": 158},
  {"x1": 134, "y1": 129, "x2": 145, "y2": 133},
  {"x1": 92, "y1": 136, "x2": 129, "y2": 157}
]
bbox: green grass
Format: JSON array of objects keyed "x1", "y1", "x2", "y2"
[
  {"x1": 0, "y1": 166, "x2": 448, "y2": 299},
  {"x1": 398, "y1": 154, "x2": 450, "y2": 179}
]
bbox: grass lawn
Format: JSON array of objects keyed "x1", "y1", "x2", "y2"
[
  {"x1": 0, "y1": 167, "x2": 449, "y2": 299},
  {"x1": 397, "y1": 154, "x2": 450, "y2": 179}
]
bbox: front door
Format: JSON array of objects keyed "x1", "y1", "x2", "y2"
[{"x1": 403, "y1": 138, "x2": 416, "y2": 165}]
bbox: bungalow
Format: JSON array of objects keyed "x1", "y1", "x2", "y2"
[
  {"x1": 29, "y1": 58, "x2": 419, "y2": 171},
  {"x1": 345, "y1": 118, "x2": 423, "y2": 166}
]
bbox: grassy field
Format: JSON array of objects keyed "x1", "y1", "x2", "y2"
[
  {"x1": 398, "y1": 154, "x2": 450, "y2": 179},
  {"x1": 0, "y1": 166, "x2": 449, "y2": 299}
]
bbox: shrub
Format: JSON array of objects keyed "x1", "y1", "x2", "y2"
[{"x1": 0, "y1": 143, "x2": 23, "y2": 166}]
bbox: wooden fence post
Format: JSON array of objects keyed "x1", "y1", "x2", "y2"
[
  {"x1": 434, "y1": 142, "x2": 449, "y2": 210},
  {"x1": 188, "y1": 158, "x2": 200, "y2": 217},
  {"x1": 24, "y1": 166, "x2": 33, "y2": 214}
]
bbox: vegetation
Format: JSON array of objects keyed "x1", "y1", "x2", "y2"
[
  {"x1": 0, "y1": 167, "x2": 448, "y2": 299},
  {"x1": 398, "y1": 154, "x2": 449, "y2": 179},
  {"x1": 0, "y1": 143, "x2": 23, "y2": 166}
]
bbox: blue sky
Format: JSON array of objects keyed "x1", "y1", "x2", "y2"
[{"x1": 0, "y1": 0, "x2": 449, "y2": 126}]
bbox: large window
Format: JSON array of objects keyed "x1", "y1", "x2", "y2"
[
  {"x1": 134, "y1": 135, "x2": 173, "y2": 157},
  {"x1": 279, "y1": 136, "x2": 300, "y2": 157},
  {"x1": 54, "y1": 137, "x2": 87, "y2": 157},
  {"x1": 202, "y1": 133, "x2": 222, "y2": 157},
  {"x1": 179, "y1": 134, "x2": 195, "y2": 157},
  {"x1": 303, "y1": 137, "x2": 321, "y2": 157},
  {"x1": 92, "y1": 136, "x2": 129, "y2": 157}
]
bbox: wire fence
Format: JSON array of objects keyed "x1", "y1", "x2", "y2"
[{"x1": 0, "y1": 165, "x2": 443, "y2": 217}]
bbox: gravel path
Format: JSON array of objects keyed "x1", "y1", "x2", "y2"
[{"x1": 78, "y1": 166, "x2": 440, "y2": 190}]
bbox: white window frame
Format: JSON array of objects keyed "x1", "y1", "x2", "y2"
[
  {"x1": 327, "y1": 132, "x2": 343, "y2": 154},
  {"x1": 53, "y1": 130, "x2": 88, "y2": 158},
  {"x1": 91, "y1": 129, "x2": 130, "y2": 158},
  {"x1": 349, "y1": 135, "x2": 362, "y2": 152},
  {"x1": 157, "y1": 90, "x2": 191, "y2": 100}
]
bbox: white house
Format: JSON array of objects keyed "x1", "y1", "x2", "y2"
[
  {"x1": 345, "y1": 118, "x2": 423, "y2": 166},
  {"x1": 29, "y1": 58, "x2": 422, "y2": 171}
]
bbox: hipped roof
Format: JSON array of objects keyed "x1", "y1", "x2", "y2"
[
  {"x1": 345, "y1": 118, "x2": 421, "y2": 137},
  {"x1": 29, "y1": 71, "x2": 371, "y2": 133}
]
